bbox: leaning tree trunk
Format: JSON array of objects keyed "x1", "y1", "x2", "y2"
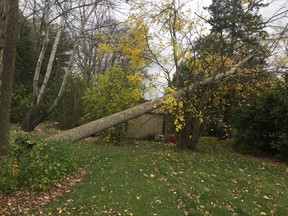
[{"x1": 47, "y1": 55, "x2": 254, "y2": 143}]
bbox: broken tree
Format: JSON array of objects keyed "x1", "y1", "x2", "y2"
[{"x1": 47, "y1": 55, "x2": 253, "y2": 142}]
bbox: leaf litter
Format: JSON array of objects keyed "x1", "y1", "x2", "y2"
[{"x1": 0, "y1": 167, "x2": 86, "y2": 215}]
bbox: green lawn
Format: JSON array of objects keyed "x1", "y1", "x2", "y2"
[{"x1": 36, "y1": 137, "x2": 288, "y2": 215}]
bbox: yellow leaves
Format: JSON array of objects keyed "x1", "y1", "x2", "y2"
[
  {"x1": 184, "y1": 53, "x2": 235, "y2": 79},
  {"x1": 95, "y1": 32, "x2": 105, "y2": 40},
  {"x1": 162, "y1": 94, "x2": 186, "y2": 132},
  {"x1": 11, "y1": 163, "x2": 19, "y2": 176},
  {"x1": 128, "y1": 74, "x2": 143, "y2": 101},
  {"x1": 95, "y1": 18, "x2": 149, "y2": 70},
  {"x1": 242, "y1": 0, "x2": 250, "y2": 4},
  {"x1": 235, "y1": 83, "x2": 243, "y2": 92},
  {"x1": 164, "y1": 86, "x2": 176, "y2": 94},
  {"x1": 175, "y1": 121, "x2": 184, "y2": 132},
  {"x1": 83, "y1": 66, "x2": 143, "y2": 121},
  {"x1": 98, "y1": 43, "x2": 112, "y2": 54},
  {"x1": 117, "y1": 19, "x2": 148, "y2": 69},
  {"x1": 131, "y1": 88, "x2": 142, "y2": 101},
  {"x1": 128, "y1": 74, "x2": 143, "y2": 85},
  {"x1": 176, "y1": 49, "x2": 184, "y2": 62},
  {"x1": 163, "y1": 95, "x2": 177, "y2": 109}
]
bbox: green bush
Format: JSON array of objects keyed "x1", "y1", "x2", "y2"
[
  {"x1": 230, "y1": 76, "x2": 288, "y2": 160},
  {"x1": 82, "y1": 65, "x2": 142, "y2": 143},
  {"x1": 0, "y1": 137, "x2": 76, "y2": 193}
]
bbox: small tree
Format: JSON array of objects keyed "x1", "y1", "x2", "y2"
[{"x1": 82, "y1": 65, "x2": 142, "y2": 143}]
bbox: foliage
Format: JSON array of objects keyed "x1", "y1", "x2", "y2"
[
  {"x1": 164, "y1": 53, "x2": 236, "y2": 149},
  {"x1": 10, "y1": 84, "x2": 32, "y2": 123},
  {"x1": 97, "y1": 18, "x2": 150, "y2": 71},
  {"x1": 82, "y1": 65, "x2": 142, "y2": 143},
  {"x1": 14, "y1": 16, "x2": 36, "y2": 89},
  {"x1": 38, "y1": 137, "x2": 288, "y2": 215},
  {"x1": 117, "y1": 19, "x2": 149, "y2": 70},
  {"x1": 231, "y1": 75, "x2": 288, "y2": 159},
  {"x1": 204, "y1": 0, "x2": 269, "y2": 63},
  {"x1": 0, "y1": 136, "x2": 76, "y2": 193}
]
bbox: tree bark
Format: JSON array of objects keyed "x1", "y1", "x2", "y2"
[
  {"x1": 0, "y1": 0, "x2": 9, "y2": 91},
  {"x1": 32, "y1": 0, "x2": 51, "y2": 103},
  {"x1": 47, "y1": 54, "x2": 254, "y2": 143},
  {"x1": 37, "y1": 0, "x2": 66, "y2": 107},
  {"x1": 0, "y1": 0, "x2": 18, "y2": 154},
  {"x1": 21, "y1": 107, "x2": 47, "y2": 132}
]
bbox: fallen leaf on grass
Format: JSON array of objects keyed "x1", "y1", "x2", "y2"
[
  {"x1": 155, "y1": 199, "x2": 162, "y2": 204},
  {"x1": 263, "y1": 195, "x2": 273, "y2": 200}
]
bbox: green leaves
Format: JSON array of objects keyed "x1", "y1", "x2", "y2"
[
  {"x1": 231, "y1": 79, "x2": 288, "y2": 159},
  {"x1": 82, "y1": 65, "x2": 142, "y2": 142},
  {"x1": 0, "y1": 138, "x2": 76, "y2": 193},
  {"x1": 83, "y1": 65, "x2": 142, "y2": 121}
]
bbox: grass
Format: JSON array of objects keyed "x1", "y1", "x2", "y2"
[{"x1": 31, "y1": 137, "x2": 288, "y2": 215}]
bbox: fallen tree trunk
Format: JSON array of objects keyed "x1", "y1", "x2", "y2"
[{"x1": 47, "y1": 55, "x2": 253, "y2": 142}]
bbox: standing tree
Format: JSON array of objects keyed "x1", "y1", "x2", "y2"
[{"x1": 0, "y1": 0, "x2": 19, "y2": 154}]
